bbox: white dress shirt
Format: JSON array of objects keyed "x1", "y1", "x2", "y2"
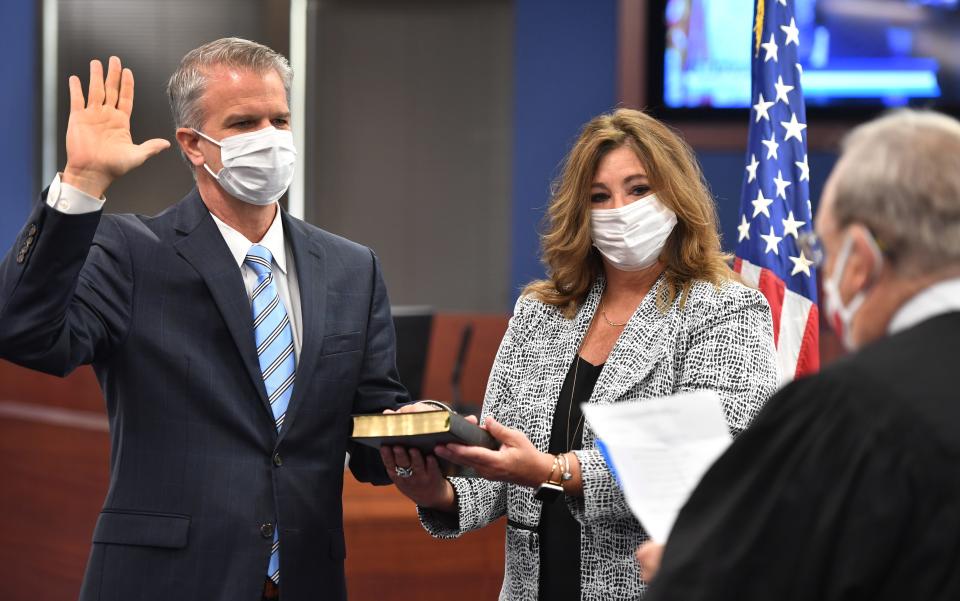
[
  {"x1": 888, "y1": 276, "x2": 960, "y2": 335},
  {"x1": 46, "y1": 174, "x2": 304, "y2": 359}
]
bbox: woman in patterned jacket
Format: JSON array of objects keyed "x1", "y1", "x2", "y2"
[{"x1": 382, "y1": 108, "x2": 779, "y2": 600}]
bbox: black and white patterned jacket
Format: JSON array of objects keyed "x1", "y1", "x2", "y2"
[{"x1": 419, "y1": 275, "x2": 779, "y2": 600}]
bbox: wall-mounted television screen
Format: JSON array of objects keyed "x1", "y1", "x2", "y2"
[{"x1": 649, "y1": 0, "x2": 960, "y2": 115}]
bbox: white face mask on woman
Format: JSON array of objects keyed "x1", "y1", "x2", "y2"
[
  {"x1": 193, "y1": 126, "x2": 297, "y2": 206},
  {"x1": 590, "y1": 194, "x2": 678, "y2": 271}
]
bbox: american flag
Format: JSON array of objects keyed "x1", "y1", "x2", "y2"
[{"x1": 734, "y1": 0, "x2": 819, "y2": 381}]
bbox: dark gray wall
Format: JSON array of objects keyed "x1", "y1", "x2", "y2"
[
  {"x1": 308, "y1": 0, "x2": 513, "y2": 312},
  {"x1": 55, "y1": 0, "x2": 290, "y2": 216},
  {"x1": 54, "y1": 0, "x2": 513, "y2": 313}
]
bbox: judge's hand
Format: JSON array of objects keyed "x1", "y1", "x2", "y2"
[
  {"x1": 63, "y1": 56, "x2": 170, "y2": 198},
  {"x1": 636, "y1": 541, "x2": 665, "y2": 582},
  {"x1": 434, "y1": 417, "x2": 554, "y2": 489}
]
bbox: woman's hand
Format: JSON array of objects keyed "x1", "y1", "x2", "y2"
[
  {"x1": 434, "y1": 417, "x2": 555, "y2": 489},
  {"x1": 380, "y1": 445, "x2": 456, "y2": 512}
]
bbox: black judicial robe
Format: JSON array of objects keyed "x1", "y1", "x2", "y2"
[{"x1": 648, "y1": 312, "x2": 960, "y2": 601}]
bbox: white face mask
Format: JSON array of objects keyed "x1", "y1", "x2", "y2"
[
  {"x1": 590, "y1": 194, "x2": 678, "y2": 271},
  {"x1": 822, "y1": 230, "x2": 883, "y2": 351},
  {"x1": 194, "y1": 126, "x2": 297, "y2": 206}
]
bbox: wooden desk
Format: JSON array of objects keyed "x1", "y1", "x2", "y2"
[{"x1": 343, "y1": 473, "x2": 505, "y2": 599}]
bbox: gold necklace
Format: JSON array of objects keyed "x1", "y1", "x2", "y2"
[{"x1": 600, "y1": 304, "x2": 628, "y2": 327}]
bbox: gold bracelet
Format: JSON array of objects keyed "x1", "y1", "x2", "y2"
[
  {"x1": 547, "y1": 454, "x2": 562, "y2": 485},
  {"x1": 534, "y1": 455, "x2": 566, "y2": 502}
]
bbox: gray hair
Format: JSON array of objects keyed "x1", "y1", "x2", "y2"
[
  {"x1": 833, "y1": 109, "x2": 960, "y2": 274},
  {"x1": 167, "y1": 37, "x2": 293, "y2": 132}
]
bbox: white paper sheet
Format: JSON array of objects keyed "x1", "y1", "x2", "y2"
[{"x1": 581, "y1": 390, "x2": 732, "y2": 542}]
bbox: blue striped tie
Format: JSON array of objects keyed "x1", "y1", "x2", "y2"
[{"x1": 245, "y1": 244, "x2": 295, "y2": 585}]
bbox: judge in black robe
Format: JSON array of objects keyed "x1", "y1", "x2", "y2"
[
  {"x1": 644, "y1": 108, "x2": 960, "y2": 601},
  {"x1": 646, "y1": 311, "x2": 960, "y2": 601}
]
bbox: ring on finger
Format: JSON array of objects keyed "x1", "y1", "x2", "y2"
[{"x1": 395, "y1": 465, "x2": 414, "y2": 478}]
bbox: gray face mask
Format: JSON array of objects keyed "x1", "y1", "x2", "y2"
[
  {"x1": 194, "y1": 126, "x2": 297, "y2": 206},
  {"x1": 590, "y1": 194, "x2": 678, "y2": 271}
]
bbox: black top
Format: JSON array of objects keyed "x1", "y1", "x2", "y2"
[
  {"x1": 648, "y1": 313, "x2": 960, "y2": 601},
  {"x1": 539, "y1": 355, "x2": 604, "y2": 601}
]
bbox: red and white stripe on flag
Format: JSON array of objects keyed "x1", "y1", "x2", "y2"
[{"x1": 735, "y1": 257, "x2": 819, "y2": 381}]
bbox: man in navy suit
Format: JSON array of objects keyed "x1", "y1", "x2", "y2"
[{"x1": 0, "y1": 38, "x2": 410, "y2": 600}]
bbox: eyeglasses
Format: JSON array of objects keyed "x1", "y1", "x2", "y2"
[{"x1": 796, "y1": 231, "x2": 825, "y2": 268}]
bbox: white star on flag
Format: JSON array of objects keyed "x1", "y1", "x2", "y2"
[
  {"x1": 780, "y1": 17, "x2": 800, "y2": 46},
  {"x1": 761, "y1": 33, "x2": 779, "y2": 62},
  {"x1": 773, "y1": 170, "x2": 792, "y2": 199},
  {"x1": 738, "y1": 214, "x2": 751, "y2": 242},
  {"x1": 751, "y1": 187, "x2": 774, "y2": 218},
  {"x1": 762, "y1": 132, "x2": 780, "y2": 159},
  {"x1": 774, "y1": 75, "x2": 794, "y2": 104},
  {"x1": 737, "y1": 0, "x2": 820, "y2": 380},
  {"x1": 753, "y1": 94, "x2": 775, "y2": 122},
  {"x1": 781, "y1": 112, "x2": 807, "y2": 142},
  {"x1": 782, "y1": 211, "x2": 805, "y2": 238},
  {"x1": 746, "y1": 154, "x2": 759, "y2": 182},
  {"x1": 795, "y1": 154, "x2": 810, "y2": 181},
  {"x1": 761, "y1": 225, "x2": 783, "y2": 255},
  {"x1": 789, "y1": 250, "x2": 814, "y2": 277}
]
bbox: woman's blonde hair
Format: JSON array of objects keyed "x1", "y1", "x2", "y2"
[{"x1": 523, "y1": 108, "x2": 732, "y2": 318}]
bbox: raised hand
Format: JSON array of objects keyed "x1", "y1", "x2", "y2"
[{"x1": 62, "y1": 56, "x2": 170, "y2": 198}]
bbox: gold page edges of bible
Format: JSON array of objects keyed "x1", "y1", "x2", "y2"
[{"x1": 351, "y1": 410, "x2": 499, "y2": 452}]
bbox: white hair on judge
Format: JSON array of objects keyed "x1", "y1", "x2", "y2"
[{"x1": 833, "y1": 109, "x2": 960, "y2": 274}]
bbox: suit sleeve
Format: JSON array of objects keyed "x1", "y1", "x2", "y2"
[
  {"x1": 346, "y1": 250, "x2": 411, "y2": 485},
  {"x1": 567, "y1": 286, "x2": 779, "y2": 527},
  {"x1": 0, "y1": 190, "x2": 132, "y2": 376},
  {"x1": 415, "y1": 299, "x2": 526, "y2": 538}
]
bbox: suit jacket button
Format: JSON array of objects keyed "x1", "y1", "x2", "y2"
[
  {"x1": 261, "y1": 523, "x2": 275, "y2": 538},
  {"x1": 16, "y1": 250, "x2": 26, "y2": 264},
  {"x1": 273, "y1": 453, "x2": 283, "y2": 467},
  {"x1": 27, "y1": 224, "x2": 37, "y2": 236},
  {"x1": 25, "y1": 235, "x2": 34, "y2": 247}
]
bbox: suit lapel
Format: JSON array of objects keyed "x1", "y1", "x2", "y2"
[
  {"x1": 549, "y1": 280, "x2": 603, "y2": 414},
  {"x1": 278, "y1": 212, "x2": 326, "y2": 443},
  {"x1": 590, "y1": 275, "x2": 672, "y2": 406},
  {"x1": 531, "y1": 283, "x2": 599, "y2": 452},
  {"x1": 171, "y1": 190, "x2": 273, "y2": 418}
]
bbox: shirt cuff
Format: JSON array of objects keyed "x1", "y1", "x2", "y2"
[{"x1": 46, "y1": 173, "x2": 106, "y2": 214}]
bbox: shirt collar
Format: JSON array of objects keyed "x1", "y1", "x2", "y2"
[
  {"x1": 209, "y1": 205, "x2": 288, "y2": 274},
  {"x1": 888, "y1": 276, "x2": 960, "y2": 335}
]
